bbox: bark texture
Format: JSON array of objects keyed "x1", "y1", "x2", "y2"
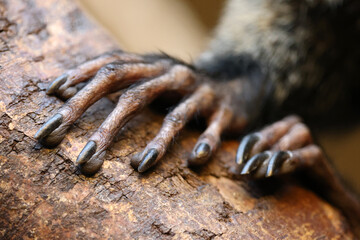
[{"x1": 0, "y1": 0, "x2": 355, "y2": 239}]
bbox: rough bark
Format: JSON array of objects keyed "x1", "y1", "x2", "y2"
[{"x1": 0, "y1": 0, "x2": 355, "y2": 239}]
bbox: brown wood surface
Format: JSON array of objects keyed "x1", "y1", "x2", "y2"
[{"x1": 0, "y1": 0, "x2": 355, "y2": 239}]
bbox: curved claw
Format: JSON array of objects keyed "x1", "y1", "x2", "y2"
[
  {"x1": 76, "y1": 141, "x2": 105, "y2": 176},
  {"x1": 34, "y1": 113, "x2": 63, "y2": 141},
  {"x1": 188, "y1": 143, "x2": 211, "y2": 166},
  {"x1": 76, "y1": 141, "x2": 97, "y2": 164},
  {"x1": 241, "y1": 151, "x2": 271, "y2": 175},
  {"x1": 138, "y1": 148, "x2": 159, "y2": 173},
  {"x1": 46, "y1": 74, "x2": 68, "y2": 95},
  {"x1": 266, "y1": 151, "x2": 292, "y2": 177},
  {"x1": 236, "y1": 133, "x2": 260, "y2": 165}
]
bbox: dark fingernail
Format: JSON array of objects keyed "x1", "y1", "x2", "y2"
[
  {"x1": 34, "y1": 113, "x2": 63, "y2": 140},
  {"x1": 76, "y1": 141, "x2": 97, "y2": 164},
  {"x1": 266, "y1": 151, "x2": 291, "y2": 177},
  {"x1": 138, "y1": 148, "x2": 158, "y2": 173},
  {"x1": 46, "y1": 74, "x2": 68, "y2": 95},
  {"x1": 195, "y1": 143, "x2": 210, "y2": 158},
  {"x1": 235, "y1": 133, "x2": 260, "y2": 165},
  {"x1": 241, "y1": 151, "x2": 270, "y2": 175},
  {"x1": 188, "y1": 143, "x2": 211, "y2": 166}
]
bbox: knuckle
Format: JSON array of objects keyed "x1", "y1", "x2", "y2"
[
  {"x1": 170, "y1": 64, "x2": 192, "y2": 78},
  {"x1": 98, "y1": 62, "x2": 121, "y2": 74},
  {"x1": 295, "y1": 123, "x2": 311, "y2": 135},
  {"x1": 171, "y1": 64, "x2": 189, "y2": 72},
  {"x1": 165, "y1": 113, "x2": 184, "y2": 126}
]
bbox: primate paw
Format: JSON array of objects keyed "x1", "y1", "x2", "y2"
[
  {"x1": 35, "y1": 51, "x2": 243, "y2": 175},
  {"x1": 235, "y1": 115, "x2": 324, "y2": 178},
  {"x1": 35, "y1": 51, "x2": 325, "y2": 178}
]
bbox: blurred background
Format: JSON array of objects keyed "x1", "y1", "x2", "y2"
[
  {"x1": 77, "y1": 0, "x2": 224, "y2": 61},
  {"x1": 77, "y1": 0, "x2": 360, "y2": 193}
]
